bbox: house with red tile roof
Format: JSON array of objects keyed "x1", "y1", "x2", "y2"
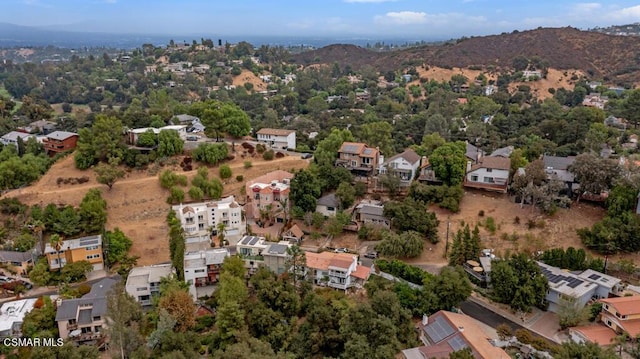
[
  {"x1": 402, "y1": 310, "x2": 509, "y2": 359},
  {"x1": 600, "y1": 296, "x2": 640, "y2": 338},
  {"x1": 304, "y1": 251, "x2": 370, "y2": 290},
  {"x1": 245, "y1": 170, "x2": 294, "y2": 221}
]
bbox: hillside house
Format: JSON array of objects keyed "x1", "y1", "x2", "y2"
[
  {"x1": 353, "y1": 201, "x2": 390, "y2": 228},
  {"x1": 172, "y1": 195, "x2": 245, "y2": 245},
  {"x1": 304, "y1": 251, "x2": 370, "y2": 290},
  {"x1": 17, "y1": 120, "x2": 57, "y2": 135},
  {"x1": 417, "y1": 158, "x2": 443, "y2": 185},
  {"x1": 44, "y1": 235, "x2": 104, "y2": 271},
  {"x1": 490, "y1": 146, "x2": 513, "y2": 158},
  {"x1": 245, "y1": 170, "x2": 293, "y2": 221},
  {"x1": 127, "y1": 125, "x2": 187, "y2": 145},
  {"x1": 43, "y1": 131, "x2": 79, "y2": 156},
  {"x1": 316, "y1": 193, "x2": 339, "y2": 217},
  {"x1": 538, "y1": 262, "x2": 618, "y2": 313},
  {"x1": 380, "y1": 148, "x2": 422, "y2": 187},
  {"x1": 256, "y1": 128, "x2": 296, "y2": 150},
  {"x1": 463, "y1": 156, "x2": 510, "y2": 193},
  {"x1": 336, "y1": 142, "x2": 380, "y2": 177},
  {"x1": 522, "y1": 70, "x2": 542, "y2": 79},
  {"x1": 0, "y1": 131, "x2": 35, "y2": 150},
  {"x1": 582, "y1": 93, "x2": 609, "y2": 109},
  {"x1": 0, "y1": 250, "x2": 33, "y2": 276},
  {"x1": 0, "y1": 298, "x2": 37, "y2": 338},
  {"x1": 236, "y1": 235, "x2": 293, "y2": 275},
  {"x1": 401, "y1": 310, "x2": 509, "y2": 359},
  {"x1": 599, "y1": 296, "x2": 640, "y2": 338},
  {"x1": 542, "y1": 155, "x2": 578, "y2": 193},
  {"x1": 355, "y1": 89, "x2": 370, "y2": 101},
  {"x1": 125, "y1": 264, "x2": 175, "y2": 306},
  {"x1": 569, "y1": 324, "x2": 617, "y2": 347},
  {"x1": 184, "y1": 248, "x2": 229, "y2": 300},
  {"x1": 604, "y1": 115, "x2": 627, "y2": 130},
  {"x1": 281, "y1": 224, "x2": 304, "y2": 243},
  {"x1": 56, "y1": 278, "x2": 117, "y2": 344}
]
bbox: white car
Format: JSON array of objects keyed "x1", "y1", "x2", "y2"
[{"x1": 334, "y1": 248, "x2": 349, "y2": 253}]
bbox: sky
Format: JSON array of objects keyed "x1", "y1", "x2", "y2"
[{"x1": 4, "y1": 0, "x2": 640, "y2": 40}]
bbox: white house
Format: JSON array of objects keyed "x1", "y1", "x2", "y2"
[
  {"x1": 0, "y1": 298, "x2": 37, "y2": 337},
  {"x1": 463, "y1": 156, "x2": 510, "y2": 193},
  {"x1": 316, "y1": 193, "x2": 339, "y2": 217},
  {"x1": 127, "y1": 125, "x2": 187, "y2": 145},
  {"x1": 172, "y1": 195, "x2": 245, "y2": 245},
  {"x1": 256, "y1": 128, "x2": 296, "y2": 150},
  {"x1": 184, "y1": 248, "x2": 229, "y2": 300},
  {"x1": 304, "y1": 251, "x2": 370, "y2": 290},
  {"x1": 125, "y1": 264, "x2": 175, "y2": 306},
  {"x1": 0, "y1": 131, "x2": 36, "y2": 150},
  {"x1": 380, "y1": 148, "x2": 422, "y2": 187}
]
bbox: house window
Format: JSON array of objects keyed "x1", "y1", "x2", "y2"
[
  {"x1": 198, "y1": 223, "x2": 204, "y2": 230},
  {"x1": 186, "y1": 217, "x2": 194, "y2": 224},
  {"x1": 86, "y1": 254, "x2": 100, "y2": 259},
  {"x1": 195, "y1": 269, "x2": 205, "y2": 273},
  {"x1": 471, "y1": 175, "x2": 478, "y2": 182},
  {"x1": 327, "y1": 207, "x2": 335, "y2": 211},
  {"x1": 362, "y1": 158, "x2": 371, "y2": 164},
  {"x1": 69, "y1": 319, "x2": 76, "y2": 325},
  {"x1": 486, "y1": 168, "x2": 493, "y2": 173},
  {"x1": 136, "y1": 287, "x2": 148, "y2": 291},
  {"x1": 81, "y1": 327, "x2": 91, "y2": 334},
  {"x1": 85, "y1": 245, "x2": 99, "y2": 251},
  {"x1": 351, "y1": 160, "x2": 357, "y2": 167},
  {"x1": 254, "y1": 194, "x2": 260, "y2": 200},
  {"x1": 483, "y1": 177, "x2": 495, "y2": 184},
  {"x1": 92, "y1": 316, "x2": 101, "y2": 321},
  {"x1": 94, "y1": 326, "x2": 102, "y2": 332},
  {"x1": 606, "y1": 319, "x2": 612, "y2": 327},
  {"x1": 198, "y1": 215, "x2": 204, "y2": 221}
]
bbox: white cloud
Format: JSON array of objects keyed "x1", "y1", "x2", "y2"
[
  {"x1": 344, "y1": 0, "x2": 397, "y2": 2},
  {"x1": 374, "y1": 11, "x2": 486, "y2": 27},
  {"x1": 375, "y1": 11, "x2": 427, "y2": 25},
  {"x1": 574, "y1": 2, "x2": 602, "y2": 12},
  {"x1": 608, "y1": 4, "x2": 640, "y2": 21}
]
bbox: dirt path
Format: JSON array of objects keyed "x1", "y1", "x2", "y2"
[{"x1": 3, "y1": 154, "x2": 310, "y2": 265}]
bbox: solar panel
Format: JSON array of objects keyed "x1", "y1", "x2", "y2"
[
  {"x1": 448, "y1": 336, "x2": 468, "y2": 351},
  {"x1": 588, "y1": 274, "x2": 601, "y2": 280},
  {"x1": 80, "y1": 239, "x2": 100, "y2": 246},
  {"x1": 343, "y1": 144, "x2": 359, "y2": 153},
  {"x1": 568, "y1": 279, "x2": 584, "y2": 288},
  {"x1": 424, "y1": 316, "x2": 456, "y2": 343}
]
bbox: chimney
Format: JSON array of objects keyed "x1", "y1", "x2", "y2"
[
  {"x1": 422, "y1": 314, "x2": 429, "y2": 326},
  {"x1": 466, "y1": 161, "x2": 472, "y2": 173},
  {"x1": 458, "y1": 326, "x2": 464, "y2": 332}
]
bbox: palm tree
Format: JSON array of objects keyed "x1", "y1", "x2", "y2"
[
  {"x1": 50, "y1": 234, "x2": 64, "y2": 271},
  {"x1": 277, "y1": 198, "x2": 290, "y2": 226},
  {"x1": 31, "y1": 219, "x2": 45, "y2": 255},
  {"x1": 217, "y1": 222, "x2": 227, "y2": 247}
]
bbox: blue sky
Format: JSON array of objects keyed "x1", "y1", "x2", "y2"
[{"x1": 5, "y1": 0, "x2": 640, "y2": 39}]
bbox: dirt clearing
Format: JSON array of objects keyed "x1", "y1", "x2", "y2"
[{"x1": 3, "y1": 153, "x2": 310, "y2": 265}]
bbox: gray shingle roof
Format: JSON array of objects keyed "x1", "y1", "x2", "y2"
[
  {"x1": 54, "y1": 278, "x2": 117, "y2": 322},
  {"x1": 317, "y1": 193, "x2": 339, "y2": 207},
  {"x1": 46, "y1": 131, "x2": 78, "y2": 141},
  {"x1": 543, "y1": 155, "x2": 576, "y2": 171},
  {"x1": 0, "y1": 251, "x2": 32, "y2": 263},
  {"x1": 384, "y1": 149, "x2": 421, "y2": 166}
]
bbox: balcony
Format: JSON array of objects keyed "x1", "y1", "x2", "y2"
[{"x1": 328, "y1": 270, "x2": 348, "y2": 278}]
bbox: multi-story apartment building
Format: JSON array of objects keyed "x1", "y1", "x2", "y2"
[
  {"x1": 172, "y1": 195, "x2": 245, "y2": 245},
  {"x1": 56, "y1": 278, "x2": 117, "y2": 344},
  {"x1": 44, "y1": 235, "x2": 104, "y2": 271},
  {"x1": 335, "y1": 142, "x2": 380, "y2": 176},
  {"x1": 304, "y1": 251, "x2": 370, "y2": 290},
  {"x1": 184, "y1": 248, "x2": 229, "y2": 300},
  {"x1": 125, "y1": 264, "x2": 175, "y2": 306},
  {"x1": 256, "y1": 128, "x2": 296, "y2": 150},
  {"x1": 245, "y1": 170, "x2": 293, "y2": 221}
]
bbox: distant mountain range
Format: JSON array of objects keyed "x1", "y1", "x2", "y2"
[
  {"x1": 292, "y1": 27, "x2": 640, "y2": 86},
  {"x1": 0, "y1": 22, "x2": 427, "y2": 49}
]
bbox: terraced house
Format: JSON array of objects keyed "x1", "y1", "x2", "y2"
[{"x1": 335, "y1": 142, "x2": 381, "y2": 177}]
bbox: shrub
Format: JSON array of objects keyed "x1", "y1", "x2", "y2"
[
  {"x1": 219, "y1": 164, "x2": 232, "y2": 179},
  {"x1": 159, "y1": 170, "x2": 184, "y2": 189},
  {"x1": 256, "y1": 143, "x2": 266, "y2": 154},
  {"x1": 167, "y1": 186, "x2": 185, "y2": 204},
  {"x1": 263, "y1": 150, "x2": 275, "y2": 161},
  {"x1": 478, "y1": 210, "x2": 485, "y2": 217},
  {"x1": 243, "y1": 160, "x2": 252, "y2": 169},
  {"x1": 189, "y1": 186, "x2": 204, "y2": 201},
  {"x1": 485, "y1": 217, "x2": 496, "y2": 234},
  {"x1": 527, "y1": 219, "x2": 536, "y2": 229},
  {"x1": 514, "y1": 216, "x2": 520, "y2": 225},
  {"x1": 236, "y1": 175, "x2": 243, "y2": 182}
]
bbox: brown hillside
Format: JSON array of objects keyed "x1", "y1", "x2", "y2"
[{"x1": 292, "y1": 27, "x2": 640, "y2": 85}]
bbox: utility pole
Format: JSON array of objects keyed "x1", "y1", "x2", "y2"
[{"x1": 444, "y1": 216, "x2": 451, "y2": 258}]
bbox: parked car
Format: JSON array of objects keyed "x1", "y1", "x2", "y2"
[
  {"x1": 334, "y1": 248, "x2": 349, "y2": 253},
  {"x1": 301, "y1": 153, "x2": 313, "y2": 159},
  {"x1": 186, "y1": 136, "x2": 199, "y2": 141},
  {"x1": 364, "y1": 252, "x2": 378, "y2": 259}
]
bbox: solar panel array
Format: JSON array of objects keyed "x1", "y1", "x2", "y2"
[
  {"x1": 424, "y1": 316, "x2": 456, "y2": 343},
  {"x1": 79, "y1": 238, "x2": 100, "y2": 246},
  {"x1": 448, "y1": 336, "x2": 468, "y2": 352},
  {"x1": 343, "y1": 144, "x2": 360, "y2": 153},
  {"x1": 540, "y1": 267, "x2": 584, "y2": 288},
  {"x1": 588, "y1": 274, "x2": 601, "y2": 280}
]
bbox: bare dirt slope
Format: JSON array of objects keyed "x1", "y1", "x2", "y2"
[
  {"x1": 232, "y1": 69, "x2": 269, "y2": 91},
  {"x1": 3, "y1": 154, "x2": 310, "y2": 265}
]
